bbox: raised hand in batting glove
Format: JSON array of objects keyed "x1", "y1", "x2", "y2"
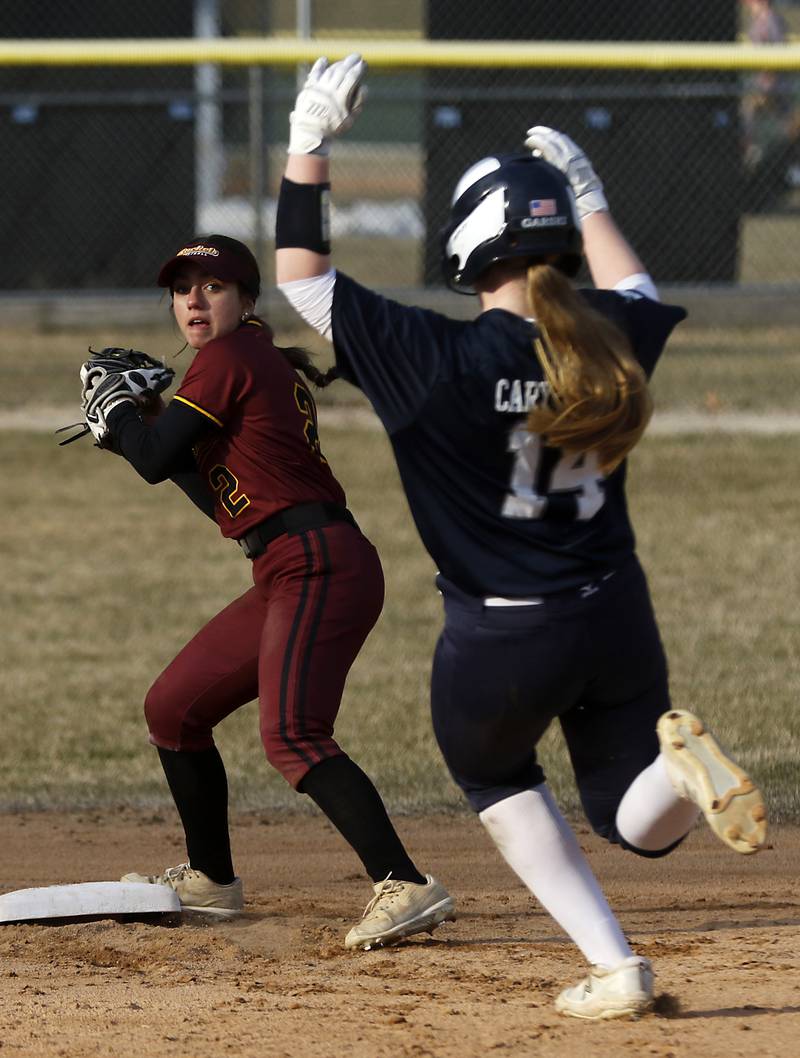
[
  {"x1": 524, "y1": 126, "x2": 608, "y2": 220},
  {"x1": 288, "y1": 53, "x2": 367, "y2": 156}
]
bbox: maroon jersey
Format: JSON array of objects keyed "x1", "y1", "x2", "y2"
[{"x1": 172, "y1": 320, "x2": 345, "y2": 537}]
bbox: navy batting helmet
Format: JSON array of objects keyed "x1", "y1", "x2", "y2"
[{"x1": 440, "y1": 153, "x2": 583, "y2": 294}]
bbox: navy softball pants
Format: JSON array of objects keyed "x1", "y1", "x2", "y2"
[
  {"x1": 430, "y1": 559, "x2": 671, "y2": 844},
  {"x1": 144, "y1": 522, "x2": 384, "y2": 789}
]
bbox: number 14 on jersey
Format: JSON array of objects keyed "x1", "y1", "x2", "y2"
[{"x1": 501, "y1": 425, "x2": 606, "y2": 522}]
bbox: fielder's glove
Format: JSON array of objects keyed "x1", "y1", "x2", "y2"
[
  {"x1": 288, "y1": 53, "x2": 367, "y2": 156},
  {"x1": 80, "y1": 347, "x2": 174, "y2": 397},
  {"x1": 81, "y1": 371, "x2": 139, "y2": 446},
  {"x1": 57, "y1": 347, "x2": 175, "y2": 447},
  {"x1": 524, "y1": 126, "x2": 608, "y2": 220}
]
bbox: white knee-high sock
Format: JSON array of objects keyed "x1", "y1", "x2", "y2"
[
  {"x1": 615, "y1": 753, "x2": 700, "y2": 851},
  {"x1": 479, "y1": 784, "x2": 632, "y2": 968}
]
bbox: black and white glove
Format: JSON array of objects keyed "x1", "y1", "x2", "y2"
[
  {"x1": 80, "y1": 371, "x2": 138, "y2": 446},
  {"x1": 288, "y1": 53, "x2": 367, "y2": 156},
  {"x1": 79, "y1": 362, "x2": 173, "y2": 404},
  {"x1": 79, "y1": 347, "x2": 174, "y2": 402},
  {"x1": 57, "y1": 347, "x2": 175, "y2": 448},
  {"x1": 524, "y1": 126, "x2": 608, "y2": 220}
]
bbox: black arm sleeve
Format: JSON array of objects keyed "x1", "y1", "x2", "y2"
[
  {"x1": 169, "y1": 469, "x2": 217, "y2": 521},
  {"x1": 107, "y1": 399, "x2": 213, "y2": 485}
]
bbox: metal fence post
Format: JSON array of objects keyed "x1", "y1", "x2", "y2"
[
  {"x1": 296, "y1": 0, "x2": 312, "y2": 87},
  {"x1": 249, "y1": 64, "x2": 265, "y2": 268},
  {"x1": 194, "y1": 0, "x2": 223, "y2": 233}
]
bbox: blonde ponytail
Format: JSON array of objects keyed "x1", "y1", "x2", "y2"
[{"x1": 526, "y1": 263, "x2": 652, "y2": 474}]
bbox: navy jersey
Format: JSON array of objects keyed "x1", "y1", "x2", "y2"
[{"x1": 331, "y1": 273, "x2": 686, "y2": 597}]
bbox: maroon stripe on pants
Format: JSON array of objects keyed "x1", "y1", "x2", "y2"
[
  {"x1": 275, "y1": 530, "x2": 330, "y2": 768},
  {"x1": 256, "y1": 523, "x2": 384, "y2": 788}
]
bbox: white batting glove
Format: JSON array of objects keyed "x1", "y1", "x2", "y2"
[
  {"x1": 524, "y1": 126, "x2": 608, "y2": 219},
  {"x1": 288, "y1": 53, "x2": 368, "y2": 156}
]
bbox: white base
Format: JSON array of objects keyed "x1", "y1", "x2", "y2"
[{"x1": 0, "y1": 881, "x2": 181, "y2": 923}]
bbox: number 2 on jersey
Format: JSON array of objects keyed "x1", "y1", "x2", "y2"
[
  {"x1": 294, "y1": 382, "x2": 328, "y2": 464},
  {"x1": 209, "y1": 464, "x2": 251, "y2": 519},
  {"x1": 501, "y1": 425, "x2": 605, "y2": 522}
]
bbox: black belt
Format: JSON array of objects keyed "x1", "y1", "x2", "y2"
[{"x1": 237, "y1": 502, "x2": 356, "y2": 559}]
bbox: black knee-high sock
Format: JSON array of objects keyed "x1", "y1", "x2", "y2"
[
  {"x1": 299, "y1": 755, "x2": 426, "y2": 885},
  {"x1": 156, "y1": 746, "x2": 235, "y2": 885}
]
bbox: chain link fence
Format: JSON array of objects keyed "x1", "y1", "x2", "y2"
[{"x1": 1, "y1": 0, "x2": 799, "y2": 293}]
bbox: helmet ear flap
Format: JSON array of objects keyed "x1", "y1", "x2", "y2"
[{"x1": 440, "y1": 154, "x2": 583, "y2": 292}]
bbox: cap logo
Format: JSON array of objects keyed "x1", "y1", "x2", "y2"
[{"x1": 176, "y1": 245, "x2": 220, "y2": 258}]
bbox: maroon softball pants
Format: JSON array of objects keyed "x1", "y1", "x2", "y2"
[{"x1": 144, "y1": 523, "x2": 385, "y2": 788}]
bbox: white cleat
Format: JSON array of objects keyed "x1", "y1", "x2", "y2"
[
  {"x1": 344, "y1": 874, "x2": 455, "y2": 950},
  {"x1": 556, "y1": 956, "x2": 654, "y2": 1020},
  {"x1": 657, "y1": 709, "x2": 767, "y2": 854},
  {"x1": 120, "y1": 863, "x2": 243, "y2": 917}
]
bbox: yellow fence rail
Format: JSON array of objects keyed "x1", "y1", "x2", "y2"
[{"x1": 1, "y1": 38, "x2": 800, "y2": 70}]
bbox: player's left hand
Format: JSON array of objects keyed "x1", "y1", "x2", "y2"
[
  {"x1": 80, "y1": 361, "x2": 173, "y2": 403},
  {"x1": 288, "y1": 53, "x2": 368, "y2": 156},
  {"x1": 79, "y1": 370, "x2": 138, "y2": 446},
  {"x1": 58, "y1": 347, "x2": 175, "y2": 448},
  {"x1": 524, "y1": 125, "x2": 608, "y2": 219},
  {"x1": 80, "y1": 347, "x2": 174, "y2": 400}
]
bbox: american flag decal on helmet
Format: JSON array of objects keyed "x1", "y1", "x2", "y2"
[{"x1": 529, "y1": 198, "x2": 557, "y2": 216}]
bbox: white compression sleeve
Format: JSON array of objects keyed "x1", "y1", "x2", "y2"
[
  {"x1": 277, "y1": 269, "x2": 336, "y2": 341},
  {"x1": 615, "y1": 754, "x2": 700, "y2": 851},
  {"x1": 479, "y1": 785, "x2": 632, "y2": 968},
  {"x1": 613, "y1": 272, "x2": 660, "y2": 302}
]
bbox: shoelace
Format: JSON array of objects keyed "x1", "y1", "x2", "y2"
[
  {"x1": 358, "y1": 875, "x2": 407, "y2": 920},
  {"x1": 161, "y1": 863, "x2": 195, "y2": 884}
]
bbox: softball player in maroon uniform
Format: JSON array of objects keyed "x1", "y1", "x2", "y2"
[{"x1": 84, "y1": 234, "x2": 454, "y2": 946}]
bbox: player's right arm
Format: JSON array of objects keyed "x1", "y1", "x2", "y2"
[
  {"x1": 274, "y1": 55, "x2": 452, "y2": 433},
  {"x1": 275, "y1": 54, "x2": 365, "y2": 286},
  {"x1": 275, "y1": 149, "x2": 336, "y2": 342},
  {"x1": 275, "y1": 152, "x2": 331, "y2": 284}
]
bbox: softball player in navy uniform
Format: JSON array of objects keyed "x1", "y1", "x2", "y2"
[
  {"x1": 275, "y1": 54, "x2": 768, "y2": 1018},
  {"x1": 79, "y1": 232, "x2": 454, "y2": 947}
]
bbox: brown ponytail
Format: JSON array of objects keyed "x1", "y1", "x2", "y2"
[
  {"x1": 247, "y1": 316, "x2": 339, "y2": 388},
  {"x1": 526, "y1": 263, "x2": 652, "y2": 474},
  {"x1": 276, "y1": 344, "x2": 339, "y2": 388}
]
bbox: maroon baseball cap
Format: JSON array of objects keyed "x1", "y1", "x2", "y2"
[{"x1": 157, "y1": 234, "x2": 261, "y2": 298}]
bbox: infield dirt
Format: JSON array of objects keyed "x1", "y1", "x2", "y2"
[{"x1": 1, "y1": 812, "x2": 798, "y2": 1058}]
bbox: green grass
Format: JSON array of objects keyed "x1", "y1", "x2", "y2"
[
  {"x1": 652, "y1": 326, "x2": 800, "y2": 413},
  {"x1": 2, "y1": 321, "x2": 799, "y2": 817},
  {"x1": 4, "y1": 324, "x2": 800, "y2": 414},
  {"x1": 740, "y1": 215, "x2": 800, "y2": 285},
  {"x1": 2, "y1": 421, "x2": 800, "y2": 820}
]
